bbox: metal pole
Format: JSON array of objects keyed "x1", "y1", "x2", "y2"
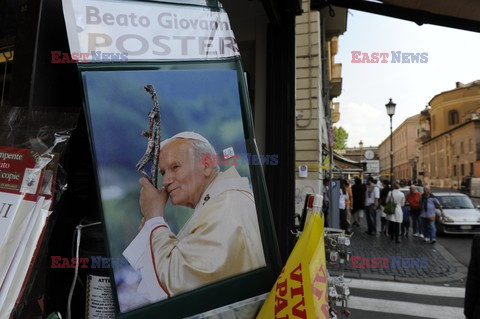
[
  {"x1": 329, "y1": 144, "x2": 334, "y2": 226},
  {"x1": 359, "y1": 144, "x2": 363, "y2": 181},
  {"x1": 457, "y1": 156, "x2": 460, "y2": 190},
  {"x1": 390, "y1": 115, "x2": 394, "y2": 185}
]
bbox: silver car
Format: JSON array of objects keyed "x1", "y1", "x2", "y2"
[{"x1": 433, "y1": 192, "x2": 480, "y2": 234}]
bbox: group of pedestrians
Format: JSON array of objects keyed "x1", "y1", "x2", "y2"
[{"x1": 343, "y1": 176, "x2": 446, "y2": 244}]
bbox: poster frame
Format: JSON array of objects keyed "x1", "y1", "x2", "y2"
[{"x1": 77, "y1": 57, "x2": 282, "y2": 318}]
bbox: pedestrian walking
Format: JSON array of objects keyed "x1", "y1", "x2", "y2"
[
  {"x1": 405, "y1": 185, "x2": 422, "y2": 237},
  {"x1": 379, "y1": 180, "x2": 391, "y2": 235},
  {"x1": 364, "y1": 176, "x2": 380, "y2": 236},
  {"x1": 401, "y1": 204, "x2": 410, "y2": 237},
  {"x1": 464, "y1": 235, "x2": 480, "y2": 319},
  {"x1": 339, "y1": 180, "x2": 349, "y2": 232},
  {"x1": 385, "y1": 182, "x2": 405, "y2": 243},
  {"x1": 419, "y1": 186, "x2": 445, "y2": 244},
  {"x1": 344, "y1": 180, "x2": 353, "y2": 233},
  {"x1": 322, "y1": 178, "x2": 329, "y2": 227},
  {"x1": 351, "y1": 177, "x2": 365, "y2": 227}
]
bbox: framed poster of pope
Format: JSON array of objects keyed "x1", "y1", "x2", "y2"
[{"x1": 80, "y1": 59, "x2": 281, "y2": 318}]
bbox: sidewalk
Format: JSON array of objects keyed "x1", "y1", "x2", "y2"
[{"x1": 327, "y1": 215, "x2": 468, "y2": 285}]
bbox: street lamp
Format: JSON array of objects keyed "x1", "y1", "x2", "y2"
[
  {"x1": 359, "y1": 140, "x2": 364, "y2": 162},
  {"x1": 385, "y1": 98, "x2": 396, "y2": 186},
  {"x1": 359, "y1": 140, "x2": 364, "y2": 180}
]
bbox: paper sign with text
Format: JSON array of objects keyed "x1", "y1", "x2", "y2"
[{"x1": 62, "y1": 0, "x2": 240, "y2": 61}]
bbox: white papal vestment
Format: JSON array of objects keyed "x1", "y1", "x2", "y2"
[{"x1": 123, "y1": 166, "x2": 266, "y2": 300}]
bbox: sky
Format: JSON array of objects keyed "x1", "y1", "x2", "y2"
[{"x1": 335, "y1": 10, "x2": 480, "y2": 148}]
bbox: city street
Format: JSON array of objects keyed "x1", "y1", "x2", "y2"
[
  {"x1": 431, "y1": 187, "x2": 476, "y2": 267},
  {"x1": 343, "y1": 279, "x2": 465, "y2": 319},
  {"x1": 328, "y1": 206, "x2": 476, "y2": 319},
  {"x1": 437, "y1": 234, "x2": 474, "y2": 267}
]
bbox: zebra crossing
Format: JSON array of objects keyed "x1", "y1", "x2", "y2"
[{"x1": 342, "y1": 279, "x2": 465, "y2": 319}]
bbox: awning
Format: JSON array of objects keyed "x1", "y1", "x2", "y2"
[
  {"x1": 333, "y1": 151, "x2": 361, "y2": 166},
  {"x1": 311, "y1": 0, "x2": 480, "y2": 33},
  {"x1": 381, "y1": 0, "x2": 480, "y2": 23}
]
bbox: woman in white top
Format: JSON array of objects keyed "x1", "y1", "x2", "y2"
[
  {"x1": 385, "y1": 182, "x2": 405, "y2": 243},
  {"x1": 339, "y1": 180, "x2": 349, "y2": 231}
]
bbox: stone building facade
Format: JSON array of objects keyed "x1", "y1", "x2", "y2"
[
  {"x1": 294, "y1": 1, "x2": 347, "y2": 214},
  {"x1": 418, "y1": 80, "x2": 480, "y2": 188},
  {"x1": 378, "y1": 114, "x2": 421, "y2": 182}
]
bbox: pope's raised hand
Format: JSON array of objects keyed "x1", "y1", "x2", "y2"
[{"x1": 139, "y1": 177, "x2": 168, "y2": 221}]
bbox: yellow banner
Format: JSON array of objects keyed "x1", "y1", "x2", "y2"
[
  {"x1": 296, "y1": 156, "x2": 332, "y2": 170},
  {"x1": 257, "y1": 213, "x2": 329, "y2": 319}
]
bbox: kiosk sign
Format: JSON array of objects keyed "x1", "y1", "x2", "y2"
[{"x1": 62, "y1": 0, "x2": 240, "y2": 61}]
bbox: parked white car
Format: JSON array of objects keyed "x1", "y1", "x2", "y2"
[{"x1": 433, "y1": 192, "x2": 480, "y2": 234}]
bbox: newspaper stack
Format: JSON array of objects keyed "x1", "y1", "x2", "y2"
[{"x1": 0, "y1": 146, "x2": 60, "y2": 318}]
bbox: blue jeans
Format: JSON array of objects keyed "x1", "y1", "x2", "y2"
[
  {"x1": 410, "y1": 212, "x2": 421, "y2": 234},
  {"x1": 421, "y1": 217, "x2": 436, "y2": 240},
  {"x1": 366, "y1": 204, "x2": 377, "y2": 233}
]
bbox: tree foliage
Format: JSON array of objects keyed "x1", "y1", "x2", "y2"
[{"x1": 333, "y1": 126, "x2": 349, "y2": 150}]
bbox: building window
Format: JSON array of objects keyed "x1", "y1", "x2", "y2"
[
  {"x1": 469, "y1": 139, "x2": 473, "y2": 152},
  {"x1": 461, "y1": 141, "x2": 464, "y2": 154},
  {"x1": 470, "y1": 163, "x2": 474, "y2": 176},
  {"x1": 448, "y1": 110, "x2": 459, "y2": 125},
  {"x1": 461, "y1": 164, "x2": 465, "y2": 176},
  {"x1": 453, "y1": 165, "x2": 457, "y2": 176}
]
